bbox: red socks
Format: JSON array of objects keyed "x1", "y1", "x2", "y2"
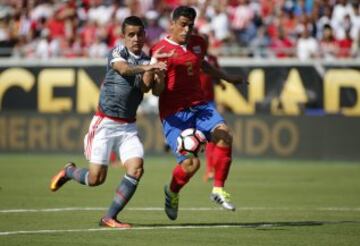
[
  {"x1": 169, "y1": 144, "x2": 232, "y2": 192},
  {"x1": 205, "y1": 142, "x2": 216, "y2": 176},
  {"x1": 169, "y1": 165, "x2": 191, "y2": 193},
  {"x1": 212, "y1": 145, "x2": 232, "y2": 187}
]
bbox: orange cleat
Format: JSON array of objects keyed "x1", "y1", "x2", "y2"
[
  {"x1": 50, "y1": 162, "x2": 75, "y2": 192},
  {"x1": 99, "y1": 217, "x2": 132, "y2": 229}
]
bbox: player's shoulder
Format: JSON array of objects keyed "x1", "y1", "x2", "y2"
[
  {"x1": 151, "y1": 38, "x2": 170, "y2": 51},
  {"x1": 189, "y1": 34, "x2": 206, "y2": 45},
  {"x1": 109, "y1": 44, "x2": 128, "y2": 60},
  {"x1": 188, "y1": 34, "x2": 207, "y2": 56}
]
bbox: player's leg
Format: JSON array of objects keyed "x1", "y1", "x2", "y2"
[
  {"x1": 203, "y1": 141, "x2": 215, "y2": 182},
  {"x1": 210, "y1": 124, "x2": 236, "y2": 210},
  {"x1": 50, "y1": 160, "x2": 108, "y2": 191},
  {"x1": 195, "y1": 103, "x2": 235, "y2": 211},
  {"x1": 162, "y1": 111, "x2": 200, "y2": 220},
  {"x1": 100, "y1": 125, "x2": 144, "y2": 228},
  {"x1": 203, "y1": 101, "x2": 216, "y2": 182},
  {"x1": 211, "y1": 123, "x2": 232, "y2": 187},
  {"x1": 50, "y1": 116, "x2": 110, "y2": 191}
]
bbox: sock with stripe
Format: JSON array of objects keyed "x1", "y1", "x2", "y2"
[
  {"x1": 105, "y1": 174, "x2": 138, "y2": 219},
  {"x1": 65, "y1": 166, "x2": 89, "y2": 186},
  {"x1": 212, "y1": 145, "x2": 232, "y2": 187},
  {"x1": 169, "y1": 164, "x2": 192, "y2": 193}
]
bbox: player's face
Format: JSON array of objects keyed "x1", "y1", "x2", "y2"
[
  {"x1": 170, "y1": 16, "x2": 194, "y2": 44},
  {"x1": 123, "y1": 25, "x2": 145, "y2": 55}
]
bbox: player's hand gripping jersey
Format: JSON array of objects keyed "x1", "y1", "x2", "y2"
[{"x1": 150, "y1": 35, "x2": 207, "y2": 119}]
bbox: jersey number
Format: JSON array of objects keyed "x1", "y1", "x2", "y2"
[{"x1": 186, "y1": 61, "x2": 194, "y2": 76}]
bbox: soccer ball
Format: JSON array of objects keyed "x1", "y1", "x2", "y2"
[{"x1": 176, "y1": 128, "x2": 207, "y2": 157}]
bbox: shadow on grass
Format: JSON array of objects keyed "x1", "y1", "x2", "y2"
[{"x1": 134, "y1": 220, "x2": 360, "y2": 229}]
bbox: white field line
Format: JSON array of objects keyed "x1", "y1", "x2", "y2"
[
  {"x1": 0, "y1": 224, "x2": 254, "y2": 236},
  {"x1": 0, "y1": 207, "x2": 359, "y2": 237},
  {"x1": 1, "y1": 207, "x2": 360, "y2": 214}
]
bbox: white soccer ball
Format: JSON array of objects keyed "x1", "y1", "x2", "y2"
[{"x1": 176, "y1": 128, "x2": 207, "y2": 157}]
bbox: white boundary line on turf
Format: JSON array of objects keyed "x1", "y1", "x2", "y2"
[
  {"x1": 0, "y1": 207, "x2": 221, "y2": 213},
  {"x1": 0, "y1": 207, "x2": 360, "y2": 213},
  {"x1": 0, "y1": 224, "x2": 261, "y2": 236}
]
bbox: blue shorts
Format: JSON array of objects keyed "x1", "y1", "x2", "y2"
[{"x1": 162, "y1": 102, "x2": 224, "y2": 163}]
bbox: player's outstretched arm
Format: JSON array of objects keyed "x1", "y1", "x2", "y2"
[
  {"x1": 201, "y1": 60, "x2": 248, "y2": 85},
  {"x1": 112, "y1": 61, "x2": 166, "y2": 77}
]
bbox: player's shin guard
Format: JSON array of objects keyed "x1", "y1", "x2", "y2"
[
  {"x1": 169, "y1": 164, "x2": 192, "y2": 193},
  {"x1": 212, "y1": 145, "x2": 232, "y2": 187},
  {"x1": 106, "y1": 174, "x2": 138, "y2": 219}
]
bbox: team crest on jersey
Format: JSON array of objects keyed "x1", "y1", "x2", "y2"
[{"x1": 192, "y1": 46, "x2": 202, "y2": 54}]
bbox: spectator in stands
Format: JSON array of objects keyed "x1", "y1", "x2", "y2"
[
  {"x1": 270, "y1": 27, "x2": 295, "y2": 58},
  {"x1": 320, "y1": 24, "x2": 338, "y2": 60},
  {"x1": 250, "y1": 25, "x2": 270, "y2": 58},
  {"x1": 88, "y1": 33, "x2": 108, "y2": 58},
  {"x1": 350, "y1": 3, "x2": 360, "y2": 42},
  {"x1": 296, "y1": 26, "x2": 319, "y2": 60},
  {"x1": 144, "y1": 10, "x2": 165, "y2": 47},
  {"x1": 316, "y1": 5, "x2": 332, "y2": 40},
  {"x1": 331, "y1": 0, "x2": 355, "y2": 40},
  {"x1": 35, "y1": 28, "x2": 61, "y2": 59},
  {"x1": 337, "y1": 29, "x2": 353, "y2": 58},
  {"x1": 210, "y1": 2, "x2": 232, "y2": 48},
  {"x1": 1, "y1": 0, "x2": 360, "y2": 59},
  {"x1": 231, "y1": 0, "x2": 256, "y2": 46}
]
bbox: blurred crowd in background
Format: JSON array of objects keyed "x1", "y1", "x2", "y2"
[{"x1": 0, "y1": 0, "x2": 359, "y2": 60}]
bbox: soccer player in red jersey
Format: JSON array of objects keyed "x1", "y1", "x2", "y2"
[{"x1": 150, "y1": 6, "x2": 247, "y2": 220}]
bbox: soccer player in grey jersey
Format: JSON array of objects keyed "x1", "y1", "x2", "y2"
[{"x1": 50, "y1": 16, "x2": 168, "y2": 229}]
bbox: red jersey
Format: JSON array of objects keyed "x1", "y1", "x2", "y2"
[
  {"x1": 151, "y1": 35, "x2": 207, "y2": 119},
  {"x1": 199, "y1": 54, "x2": 220, "y2": 102}
]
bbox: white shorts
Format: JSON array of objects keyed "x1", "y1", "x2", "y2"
[{"x1": 84, "y1": 115, "x2": 144, "y2": 165}]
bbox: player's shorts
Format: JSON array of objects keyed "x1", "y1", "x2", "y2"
[
  {"x1": 84, "y1": 115, "x2": 144, "y2": 165},
  {"x1": 162, "y1": 102, "x2": 225, "y2": 163}
]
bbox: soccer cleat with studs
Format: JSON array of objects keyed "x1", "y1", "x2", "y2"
[
  {"x1": 164, "y1": 185, "x2": 179, "y2": 220},
  {"x1": 99, "y1": 217, "x2": 132, "y2": 229},
  {"x1": 50, "y1": 162, "x2": 76, "y2": 192},
  {"x1": 210, "y1": 189, "x2": 236, "y2": 211}
]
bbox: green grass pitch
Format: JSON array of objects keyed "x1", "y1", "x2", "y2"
[{"x1": 0, "y1": 154, "x2": 360, "y2": 246}]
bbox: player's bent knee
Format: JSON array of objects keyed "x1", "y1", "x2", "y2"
[
  {"x1": 88, "y1": 174, "x2": 106, "y2": 186},
  {"x1": 130, "y1": 167, "x2": 144, "y2": 180},
  {"x1": 124, "y1": 157, "x2": 144, "y2": 179},
  {"x1": 181, "y1": 157, "x2": 200, "y2": 175},
  {"x1": 212, "y1": 125, "x2": 233, "y2": 147},
  {"x1": 88, "y1": 164, "x2": 107, "y2": 186}
]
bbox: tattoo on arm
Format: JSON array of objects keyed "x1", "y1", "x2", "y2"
[{"x1": 113, "y1": 62, "x2": 148, "y2": 76}]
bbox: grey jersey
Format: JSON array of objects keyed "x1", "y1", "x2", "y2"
[{"x1": 98, "y1": 45, "x2": 150, "y2": 120}]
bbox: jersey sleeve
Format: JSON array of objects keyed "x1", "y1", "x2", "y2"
[{"x1": 108, "y1": 45, "x2": 127, "y2": 66}]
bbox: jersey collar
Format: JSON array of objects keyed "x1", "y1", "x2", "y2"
[
  {"x1": 164, "y1": 37, "x2": 187, "y2": 51},
  {"x1": 128, "y1": 49, "x2": 143, "y2": 59}
]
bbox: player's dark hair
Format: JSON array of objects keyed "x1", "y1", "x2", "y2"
[
  {"x1": 121, "y1": 16, "x2": 145, "y2": 34},
  {"x1": 172, "y1": 6, "x2": 196, "y2": 21}
]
